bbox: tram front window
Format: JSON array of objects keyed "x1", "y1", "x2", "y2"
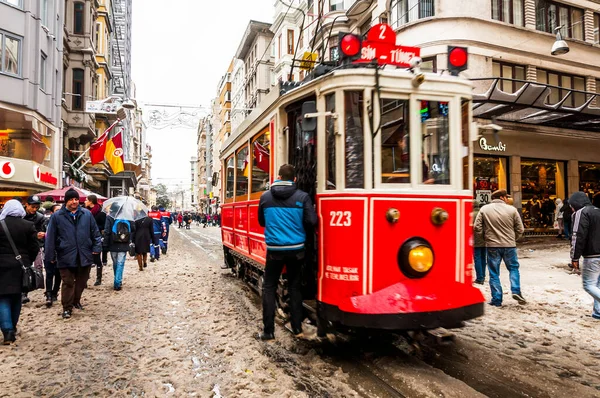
[
  {"x1": 420, "y1": 100, "x2": 450, "y2": 185},
  {"x1": 380, "y1": 99, "x2": 410, "y2": 184}
]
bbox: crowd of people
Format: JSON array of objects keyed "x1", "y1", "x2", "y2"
[
  {"x1": 173, "y1": 212, "x2": 220, "y2": 229},
  {"x1": 474, "y1": 189, "x2": 600, "y2": 321},
  {"x1": 0, "y1": 189, "x2": 174, "y2": 345}
]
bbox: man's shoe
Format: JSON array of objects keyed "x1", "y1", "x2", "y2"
[
  {"x1": 45, "y1": 293, "x2": 52, "y2": 308},
  {"x1": 488, "y1": 301, "x2": 502, "y2": 307},
  {"x1": 143, "y1": 262, "x2": 147, "y2": 268},
  {"x1": 73, "y1": 303, "x2": 84, "y2": 310},
  {"x1": 258, "y1": 332, "x2": 275, "y2": 341},
  {"x1": 114, "y1": 286, "x2": 122, "y2": 291},
  {"x1": 474, "y1": 279, "x2": 485, "y2": 285},
  {"x1": 150, "y1": 256, "x2": 155, "y2": 263},
  {"x1": 161, "y1": 247, "x2": 167, "y2": 255},
  {"x1": 2, "y1": 330, "x2": 15, "y2": 345},
  {"x1": 512, "y1": 293, "x2": 527, "y2": 305},
  {"x1": 62, "y1": 310, "x2": 72, "y2": 319},
  {"x1": 21, "y1": 294, "x2": 30, "y2": 304},
  {"x1": 93, "y1": 278, "x2": 101, "y2": 286},
  {"x1": 51, "y1": 295, "x2": 58, "y2": 303}
]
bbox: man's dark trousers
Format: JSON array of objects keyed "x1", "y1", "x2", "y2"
[
  {"x1": 44, "y1": 259, "x2": 61, "y2": 298},
  {"x1": 59, "y1": 266, "x2": 91, "y2": 311},
  {"x1": 262, "y1": 249, "x2": 304, "y2": 335}
]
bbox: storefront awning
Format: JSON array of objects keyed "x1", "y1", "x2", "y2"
[{"x1": 471, "y1": 78, "x2": 600, "y2": 132}]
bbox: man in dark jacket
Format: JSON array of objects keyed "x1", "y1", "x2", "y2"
[
  {"x1": 84, "y1": 194, "x2": 107, "y2": 286},
  {"x1": 45, "y1": 188, "x2": 102, "y2": 319},
  {"x1": 257, "y1": 164, "x2": 318, "y2": 341},
  {"x1": 569, "y1": 191, "x2": 600, "y2": 320},
  {"x1": 21, "y1": 195, "x2": 45, "y2": 304}
]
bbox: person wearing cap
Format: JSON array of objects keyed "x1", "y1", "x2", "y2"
[
  {"x1": 474, "y1": 189, "x2": 526, "y2": 307},
  {"x1": 41, "y1": 196, "x2": 56, "y2": 211},
  {"x1": 44, "y1": 188, "x2": 102, "y2": 319},
  {"x1": 21, "y1": 195, "x2": 46, "y2": 304}
]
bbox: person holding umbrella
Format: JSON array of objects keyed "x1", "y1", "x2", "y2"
[{"x1": 102, "y1": 197, "x2": 148, "y2": 289}]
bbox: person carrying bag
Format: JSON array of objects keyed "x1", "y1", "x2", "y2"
[{"x1": 0, "y1": 200, "x2": 40, "y2": 344}]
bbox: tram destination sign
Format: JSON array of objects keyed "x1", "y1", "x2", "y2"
[{"x1": 354, "y1": 23, "x2": 421, "y2": 68}]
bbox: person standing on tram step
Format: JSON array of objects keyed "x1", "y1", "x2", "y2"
[
  {"x1": 569, "y1": 191, "x2": 600, "y2": 321},
  {"x1": 44, "y1": 188, "x2": 102, "y2": 319},
  {"x1": 474, "y1": 189, "x2": 526, "y2": 307},
  {"x1": 257, "y1": 164, "x2": 318, "y2": 341}
]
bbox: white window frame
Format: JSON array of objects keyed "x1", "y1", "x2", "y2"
[
  {"x1": 0, "y1": 0, "x2": 23, "y2": 9},
  {"x1": 390, "y1": 0, "x2": 435, "y2": 30},
  {"x1": 0, "y1": 30, "x2": 22, "y2": 77}
]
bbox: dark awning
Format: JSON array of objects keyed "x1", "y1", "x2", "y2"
[{"x1": 471, "y1": 78, "x2": 600, "y2": 132}]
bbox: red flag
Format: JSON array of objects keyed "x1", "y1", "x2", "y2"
[
  {"x1": 89, "y1": 130, "x2": 109, "y2": 164},
  {"x1": 253, "y1": 141, "x2": 269, "y2": 173}
]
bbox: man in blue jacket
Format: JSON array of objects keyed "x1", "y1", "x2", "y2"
[
  {"x1": 258, "y1": 164, "x2": 317, "y2": 341},
  {"x1": 45, "y1": 188, "x2": 102, "y2": 319}
]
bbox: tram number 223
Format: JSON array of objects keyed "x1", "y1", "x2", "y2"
[{"x1": 329, "y1": 211, "x2": 352, "y2": 227}]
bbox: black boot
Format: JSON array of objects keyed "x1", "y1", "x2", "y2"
[
  {"x1": 94, "y1": 266, "x2": 102, "y2": 286},
  {"x1": 3, "y1": 330, "x2": 16, "y2": 345},
  {"x1": 21, "y1": 293, "x2": 30, "y2": 304},
  {"x1": 45, "y1": 292, "x2": 52, "y2": 308}
]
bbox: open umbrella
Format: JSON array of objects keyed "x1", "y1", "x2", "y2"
[
  {"x1": 36, "y1": 186, "x2": 107, "y2": 203},
  {"x1": 102, "y1": 196, "x2": 148, "y2": 221}
]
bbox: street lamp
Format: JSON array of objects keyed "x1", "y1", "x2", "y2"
[
  {"x1": 122, "y1": 98, "x2": 137, "y2": 110},
  {"x1": 551, "y1": 26, "x2": 569, "y2": 56}
]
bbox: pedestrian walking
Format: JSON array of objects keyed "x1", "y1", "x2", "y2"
[
  {"x1": 84, "y1": 194, "x2": 107, "y2": 286},
  {"x1": 257, "y1": 164, "x2": 318, "y2": 341},
  {"x1": 0, "y1": 200, "x2": 39, "y2": 344},
  {"x1": 22, "y1": 195, "x2": 46, "y2": 304},
  {"x1": 562, "y1": 198, "x2": 574, "y2": 240},
  {"x1": 43, "y1": 204, "x2": 62, "y2": 307},
  {"x1": 159, "y1": 206, "x2": 171, "y2": 254},
  {"x1": 134, "y1": 216, "x2": 153, "y2": 271},
  {"x1": 104, "y1": 204, "x2": 136, "y2": 291},
  {"x1": 177, "y1": 213, "x2": 183, "y2": 228},
  {"x1": 44, "y1": 188, "x2": 102, "y2": 319},
  {"x1": 473, "y1": 201, "x2": 487, "y2": 284},
  {"x1": 555, "y1": 198, "x2": 564, "y2": 238},
  {"x1": 149, "y1": 206, "x2": 164, "y2": 262},
  {"x1": 569, "y1": 192, "x2": 600, "y2": 320},
  {"x1": 474, "y1": 189, "x2": 526, "y2": 307}
]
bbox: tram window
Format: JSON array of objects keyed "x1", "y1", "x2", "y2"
[
  {"x1": 345, "y1": 91, "x2": 364, "y2": 188},
  {"x1": 380, "y1": 98, "x2": 410, "y2": 184},
  {"x1": 461, "y1": 99, "x2": 470, "y2": 190},
  {"x1": 225, "y1": 156, "x2": 234, "y2": 200},
  {"x1": 325, "y1": 94, "x2": 336, "y2": 190},
  {"x1": 236, "y1": 145, "x2": 249, "y2": 200},
  {"x1": 251, "y1": 130, "x2": 271, "y2": 194},
  {"x1": 420, "y1": 100, "x2": 450, "y2": 185}
]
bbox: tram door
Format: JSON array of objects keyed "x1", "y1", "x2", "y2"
[{"x1": 285, "y1": 97, "x2": 318, "y2": 300}]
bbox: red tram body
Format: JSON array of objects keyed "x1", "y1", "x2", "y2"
[{"x1": 219, "y1": 57, "x2": 485, "y2": 332}]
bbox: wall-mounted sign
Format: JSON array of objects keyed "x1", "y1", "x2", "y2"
[
  {"x1": 85, "y1": 100, "x2": 119, "y2": 115},
  {"x1": 33, "y1": 165, "x2": 41, "y2": 182},
  {"x1": 479, "y1": 137, "x2": 506, "y2": 152},
  {"x1": 40, "y1": 172, "x2": 58, "y2": 185},
  {"x1": 0, "y1": 157, "x2": 57, "y2": 187},
  {"x1": 0, "y1": 161, "x2": 15, "y2": 179}
]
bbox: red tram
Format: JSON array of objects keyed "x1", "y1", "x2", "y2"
[{"x1": 219, "y1": 36, "x2": 484, "y2": 333}]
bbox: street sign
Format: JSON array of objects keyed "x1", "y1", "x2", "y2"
[
  {"x1": 353, "y1": 23, "x2": 420, "y2": 68},
  {"x1": 299, "y1": 51, "x2": 318, "y2": 71}
]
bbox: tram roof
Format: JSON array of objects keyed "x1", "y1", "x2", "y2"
[{"x1": 222, "y1": 67, "x2": 472, "y2": 156}]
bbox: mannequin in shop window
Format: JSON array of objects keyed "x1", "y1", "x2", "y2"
[{"x1": 527, "y1": 195, "x2": 542, "y2": 227}]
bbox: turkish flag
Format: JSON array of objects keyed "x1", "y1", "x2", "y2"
[
  {"x1": 89, "y1": 130, "x2": 109, "y2": 164},
  {"x1": 253, "y1": 141, "x2": 269, "y2": 173}
]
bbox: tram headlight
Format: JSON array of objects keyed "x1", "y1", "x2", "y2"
[{"x1": 398, "y1": 238, "x2": 434, "y2": 278}]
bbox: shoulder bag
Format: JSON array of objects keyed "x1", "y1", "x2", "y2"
[{"x1": 0, "y1": 220, "x2": 41, "y2": 293}]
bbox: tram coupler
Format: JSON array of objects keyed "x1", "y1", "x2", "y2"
[{"x1": 425, "y1": 327, "x2": 456, "y2": 345}]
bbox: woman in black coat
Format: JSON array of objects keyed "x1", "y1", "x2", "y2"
[
  {"x1": 134, "y1": 216, "x2": 154, "y2": 271},
  {"x1": 0, "y1": 200, "x2": 39, "y2": 344}
]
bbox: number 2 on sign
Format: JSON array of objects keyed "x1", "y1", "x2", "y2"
[{"x1": 329, "y1": 211, "x2": 352, "y2": 226}]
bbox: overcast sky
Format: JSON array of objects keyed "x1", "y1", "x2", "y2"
[{"x1": 132, "y1": 0, "x2": 273, "y2": 191}]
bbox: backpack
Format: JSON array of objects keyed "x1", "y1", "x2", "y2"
[{"x1": 111, "y1": 219, "x2": 131, "y2": 243}]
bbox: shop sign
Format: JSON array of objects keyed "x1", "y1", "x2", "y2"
[
  {"x1": 479, "y1": 137, "x2": 506, "y2": 152},
  {"x1": 0, "y1": 157, "x2": 58, "y2": 187},
  {"x1": 0, "y1": 161, "x2": 16, "y2": 179},
  {"x1": 40, "y1": 172, "x2": 58, "y2": 185}
]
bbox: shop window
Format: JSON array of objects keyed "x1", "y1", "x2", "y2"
[
  {"x1": 473, "y1": 156, "x2": 508, "y2": 205},
  {"x1": 345, "y1": 91, "x2": 364, "y2": 188},
  {"x1": 390, "y1": 0, "x2": 434, "y2": 30},
  {"x1": 535, "y1": 0, "x2": 584, "y2": 40},
  {"x1": 380, "y1": 98, "x2": 410, "y2": 184},
  {"x1": 578, "y1": 163, "x2": 600, "y2": 199},
  {"x1": 491, "y1": 0, "x2": 524, "y2": 26},
  {"x1": 225, "y1": 156, "x2": 234, "y2": 200},
  {"x1": 492, "y1": 61, "x2": 526, "y2": 93},
  {"x1": 521, "y1": 158, "x2": 565, "y2": 228},
  {"x1": 236, "y1": 145, "x2": 249, "y2": 200},
  {"x1": 420, "y1": 100, "x2": 450, "y2": 185},
  {"x1": 251, "y1": 129, "x2": 270, "y2": 195},
  {"x1": 0, "y1": 125, "x2": 53, "y2": 168},
  {"x1": 325, "y1": 94, "x2": 336, "y2": 190}
]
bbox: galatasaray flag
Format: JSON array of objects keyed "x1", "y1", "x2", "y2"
[
  {"x1": 105, "y1": 131, "x2": 125, "y2": 174},
  {"x1": 89, "y1": 129, "x2": 109, "y2": 164}
]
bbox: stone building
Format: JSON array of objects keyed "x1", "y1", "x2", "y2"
[{"x1": 0, "y1": 0, "x2": 64, "y2": 201}]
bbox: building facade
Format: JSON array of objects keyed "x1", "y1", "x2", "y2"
[
  {"x1": 0, "y1": 0, "x2": 64, "y2": 202},
  {"x1": 196, "y1": 117, "x2": 209, "y2": 212},
  {"x1": 230, "y1": 59, "x2": 245, "y2": 133}
]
